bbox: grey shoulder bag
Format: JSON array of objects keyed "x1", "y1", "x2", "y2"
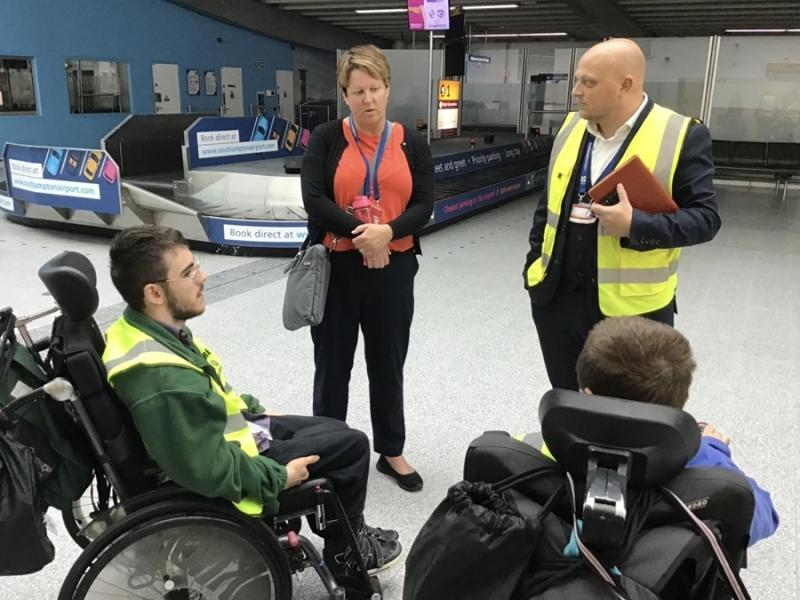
[{"x1": 282, "y1": 241, "x2": 331, "y2": 331}]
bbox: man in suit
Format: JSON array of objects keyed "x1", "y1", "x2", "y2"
[{"x1": 523, "y1": 38, "x2": 721, "y2": 390}]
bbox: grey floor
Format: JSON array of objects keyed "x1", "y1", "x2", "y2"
[{"x1": 0, "y1": 182, "x2": 797, "y2": 599}]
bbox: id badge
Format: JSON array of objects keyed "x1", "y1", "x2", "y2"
[{"x1": 569, "y1": 200, "x2": 597, "y2": 224}]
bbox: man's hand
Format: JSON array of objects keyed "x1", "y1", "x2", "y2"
[
  {"x1": 590, "y1": 183, "x2": 633, "y2": 238},
  {"x1": 701, "y1": 423, "x2": 731, "y2": 446},
  {"x1": 284, "y1": 455, "x2": 320, "y2": 489},
  {"x1": 364, "y1": 246, "x2": 391, "y2": 269},
  {"x1": 352, "y1": 223, "x2": 393, "y2": 255}
]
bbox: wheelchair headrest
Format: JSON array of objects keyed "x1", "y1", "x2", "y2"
[
  {"x1": 539, "y1": 389, "x2": 700, "y2": 488},
  {"x1": 38, "y1": 251, "x2": 99, "y2": 321}
]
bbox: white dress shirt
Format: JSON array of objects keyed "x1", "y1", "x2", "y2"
[{"x1": 586, "y1": 94, "x2": 648, "y2": 184}]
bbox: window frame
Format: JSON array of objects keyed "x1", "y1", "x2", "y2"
[
  {"x1": 65, "y1": 58, "x2": 131, "y2": 115},
  {"x1": 0, "y1": 55, "x2": 38, "y2": 116}
]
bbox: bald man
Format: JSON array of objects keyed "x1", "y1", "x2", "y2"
[{"x1": 523, "y1": 39, "x2": 721, "y2": 390}]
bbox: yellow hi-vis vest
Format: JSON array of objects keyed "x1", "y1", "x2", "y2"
[
  {"x1": 102, "y1": 316, "x2": 263, "y2": 516},
  {"x1": 526, "y1": 104, "x2": 692, "y2": 317}
]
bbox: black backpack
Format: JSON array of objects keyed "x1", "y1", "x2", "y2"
[{"x1": 409, "y1": 390, "x2": 755, "y2": 600}]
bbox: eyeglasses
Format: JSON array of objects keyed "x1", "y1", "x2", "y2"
[{"x1": 152, "y1": 257, "x2": 201, "y2": 284}]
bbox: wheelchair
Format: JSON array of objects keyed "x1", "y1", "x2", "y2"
[
  {"x1": 460, "y1": 389, "x2": 754, "y2": 599},
  {"x1": 1, "y1": 251, "x2": 383, "y2": 600}
]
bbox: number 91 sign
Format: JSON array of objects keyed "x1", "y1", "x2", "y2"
[{"x1": 438, "y1": 79, "x2": 461, "y2": 102}]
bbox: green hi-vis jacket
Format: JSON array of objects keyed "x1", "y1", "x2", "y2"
[
  {"x1": 102, "y1": 308, "x2": 287, "y2": 515},
  {"x1": 526, "y1": 104, "x2": 691, "y2": 317}
]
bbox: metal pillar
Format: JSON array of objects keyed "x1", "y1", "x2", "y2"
[
  {"x1": 700, "y1": 35, "x2": 721, "y2": 127},
  {"x1": 427, "y1": 31, "x2": 434, "y2": 145}
]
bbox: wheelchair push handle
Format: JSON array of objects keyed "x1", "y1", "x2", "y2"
[{"x1": 0, "y1": 377, "x2": 76, "y2": 428}]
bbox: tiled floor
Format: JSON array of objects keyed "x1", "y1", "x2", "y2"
[{"x1": 1, "y1": 182, "x2": 796, "y2": 599}]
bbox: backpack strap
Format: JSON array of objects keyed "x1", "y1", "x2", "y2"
[{"x1": 661, "y1": 485, "x2": 752, "y2": 600}]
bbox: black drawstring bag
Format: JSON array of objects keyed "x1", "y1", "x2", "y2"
[
  {"x1": 0, "y1": 422, "x2": 55, "y2": 575},
  {"x1": 403, "y1": 467, "x2": 562, "y2": 600}
]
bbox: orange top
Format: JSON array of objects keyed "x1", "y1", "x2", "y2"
[{"x1": 325, "y1": 119, "x2": 414, "y2": 253}]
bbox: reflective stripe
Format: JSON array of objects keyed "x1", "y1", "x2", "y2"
[
  {"x1": 653, "y1": 112, "x2": 687, "y2": 188},
  {"x1": 597, "y1": 260, "x2": 679, "y2": 285},
  {"x1": 546, "y1": 209, "x2": 560, "y2": 229},
  {"x1": 522, "y1": 432, "x2": 542, "y2": 447},
  {"x1": 547, "y1": 112, "x2": 581, "y2": 180},
  {"x1": 224, "y1": 411, "x2": 249, "y2": 436},
  {"x1": 104, "y1": 338, "x2": 185, "y2": 373},
  {"x1": 541, "y1": 253, "x2": 550, "y2": 269},
  {"x1": 103, "y1": 316, "x2": 265, "y2": 516}
]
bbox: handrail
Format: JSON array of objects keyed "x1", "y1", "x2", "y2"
[{"x1": 525, "y1": 109, "x2": 569, "y2": 140}]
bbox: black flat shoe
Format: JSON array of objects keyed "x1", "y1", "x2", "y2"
[{"x1": 376, "y1": 456, "x2": 423, "y2": 492}]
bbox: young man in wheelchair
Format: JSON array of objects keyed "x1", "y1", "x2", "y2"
[
  {"x1": 575, "y1": 316, "x2": 779, "y2": 546},
  {"x1": 103, "y1": 224, "x2": 401, "y2": 578}
]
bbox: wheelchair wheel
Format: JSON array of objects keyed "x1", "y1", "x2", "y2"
[
  {"x1": 59, "y1": 500, "x2": 292, "y2": 600},
  {"x1": 62, "y1": 474, "x2": 119, "y2": 548}
]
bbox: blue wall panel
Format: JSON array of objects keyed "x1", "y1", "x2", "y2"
[{"x1": 0, "y1": 0, "x2": 293, "y2": 149}]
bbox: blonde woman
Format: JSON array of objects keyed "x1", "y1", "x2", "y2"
[{"x1": 301, "y1": 45, "x2": 433, "y2": 492}]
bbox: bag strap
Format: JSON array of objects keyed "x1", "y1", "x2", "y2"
[
  {"x1": 491, "y1": 465, "x2": 562, "y2": 493},
  {"x1": 661, "y1": 485, "x2": 752, "y2": 600}
]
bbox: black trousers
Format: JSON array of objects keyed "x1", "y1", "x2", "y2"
[
  {"x1": 532, "y1": 285, "x2": 675, "y2": 391},
  {"x1": 311, "y1": 250, "x2": 418, "y2": 457},
  {"x1": 263, "y1": 414, "x2": 369, "y2": 534}
]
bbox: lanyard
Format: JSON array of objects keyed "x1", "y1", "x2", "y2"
[
  {"x1": 349, "y1": 117, "x2": 392, "y2": 201},
  {"x1": 577, "y1": 136, "x2": 627, "y2": 201}
]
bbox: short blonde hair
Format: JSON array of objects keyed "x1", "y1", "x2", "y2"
[{"x1": 337, "y1": 45, "x2": 391, "y2": 94}]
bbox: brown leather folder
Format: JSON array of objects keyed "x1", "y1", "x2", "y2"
[{"x1": 588, "y1": 155, "x2": 679, "y2": 214}]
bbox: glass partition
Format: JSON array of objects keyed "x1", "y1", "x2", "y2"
[
  {"x1": 382, "y1": 49, "x2": 443, "y2": 129},
  {"x1": 633, "y1": 37, "x2": 709, "y2": 117},
  {"x1": 710, "y1": 36, "x2": 800, "y2": 142},
  {"x1": 462, "y1": 48, "x2": 523, "y2": 131},
  {"x1": 524, "y1": 44, "x2": 579, "y2": 135}
]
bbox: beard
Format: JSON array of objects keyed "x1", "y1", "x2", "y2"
[{"x1": 164, "y1": 287, "x2": 204, "y2": 321}]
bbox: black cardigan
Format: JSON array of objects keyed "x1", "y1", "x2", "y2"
[{"x1": 300, "y1": 119, "x2": 434, "y2": 253}]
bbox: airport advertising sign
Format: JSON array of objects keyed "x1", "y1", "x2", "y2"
[
  {"x1": 433, "y1": 175, "x2": 529, "y2": 223},
  {"x1": 433, "y1": 142, "x2": 525, "y2": 180},
  {"x1": 408, "y1": 0, "x2": 450, "y2": 31},
  {"x1": 437, "y1": 79, "x2": 461, "y2": 138},
  {"x1": 202, "y1": 216, "x2": 308, "y2": 248},
  {"x1": 0, "y1": 193, "x2": 14, "y2": 213},
  {"x1": 186, "y1": 115, "x2": 309, "y2": 170},
  {"x1": 1, "y1": 143, "x2": 122, "y2": 214}
]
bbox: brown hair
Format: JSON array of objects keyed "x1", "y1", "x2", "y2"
[
  {"x1": 337, "y1": 45, "x2": 391, "y2": 93},
  {"x1": 109, "y1": 225, "x2": 188, "y2": 311},
  {"x1": 576, "y1": 317, "x2": 696, "y2": 409}
]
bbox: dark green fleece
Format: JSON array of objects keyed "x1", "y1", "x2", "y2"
[{"x1": 109, "y1": 308, "x2": 287, "y2": 514}]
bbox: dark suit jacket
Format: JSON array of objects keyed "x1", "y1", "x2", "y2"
[{"x1": 523, "y1": 99, "x2": 721, "y2": 307}]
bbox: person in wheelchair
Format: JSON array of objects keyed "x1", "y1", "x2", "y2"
[
  {"x1": 573, "y1": 316, "x2": 779, "y2": 546},
  {"x1": 103, "y1": 224, "x2": 401, "y2": 578}
]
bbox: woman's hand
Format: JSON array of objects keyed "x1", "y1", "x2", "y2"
[
  {"x1": 364, "y1": 246, "x2": 391, "y2": 269},
  {"x1": 352, "y1": 223, "x2": 393, "y2": 255}
]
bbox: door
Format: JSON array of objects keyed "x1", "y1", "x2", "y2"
[
  {"x1": 276, "y1": 69, "x2": 295, "y2": 121},
  {"x1": 221, "y1": 67, "x2": 244, "y2": 117},
  {"x1": 152, "y1": 63, "x2": 181, "y2": 114},
  {"x1": 153, "y1": 63, "x2": 181, "y2": 114}
]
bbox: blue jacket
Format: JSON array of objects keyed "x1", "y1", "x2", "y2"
[{"x1": 686, "y1": 437, "x2": 779, "y2": 546}]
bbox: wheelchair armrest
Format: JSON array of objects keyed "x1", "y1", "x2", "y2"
[{"x1": 277, "y1": 477, "x2": 333, "y2": 517}]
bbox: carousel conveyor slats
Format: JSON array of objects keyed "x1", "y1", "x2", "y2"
[
  {"x1": 433, "y1": 156, "x2": 539, "y2": 201},
  {"x1": 120, "y1": 156, "x2": 541, "y2": 205},
  {"x1": 122, "y1": 171, "x2": 183, "y2": 199}
]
